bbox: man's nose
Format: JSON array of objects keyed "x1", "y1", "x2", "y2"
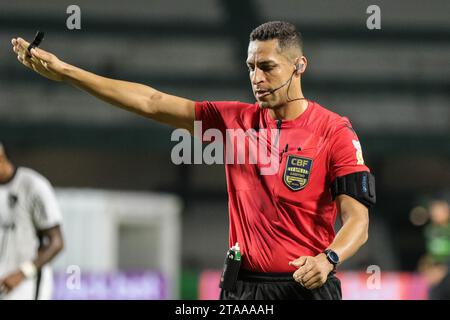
[{"x1": 252, "y1": 67, "x2": 264, "y2": 84}]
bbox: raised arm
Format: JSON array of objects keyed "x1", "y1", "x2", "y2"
[{"x1": 11, "y1": 37, "x2": 195, "y2": 133}]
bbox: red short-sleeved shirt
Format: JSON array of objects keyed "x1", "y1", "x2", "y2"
[{"x1": 195, "y1": 100, "x2": 370, "y2": 272}]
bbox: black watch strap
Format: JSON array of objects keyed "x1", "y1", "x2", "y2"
[{"x1": 324, "y1": 249, "x2": 339, "y2": 271}]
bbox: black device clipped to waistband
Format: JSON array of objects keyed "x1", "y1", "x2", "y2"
[
  {"x1": 331, "y1": 171, "x2": 376, "y2": 208},
  {"x1": 27, "y1": 31, "x2": 45, "y2": 56}
]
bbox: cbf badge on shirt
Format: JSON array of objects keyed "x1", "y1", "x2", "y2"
[{"x1": 283, "y1": 155, "x2": 313, "y2": 191}]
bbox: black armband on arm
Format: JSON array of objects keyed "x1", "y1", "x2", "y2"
[{"x1": 331, "y1": 171, "x2": 376, "y2": 208}]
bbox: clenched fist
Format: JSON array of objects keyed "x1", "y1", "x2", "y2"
[{"x1": 289, "y1": 253, "x2": 334, "y2": 290}]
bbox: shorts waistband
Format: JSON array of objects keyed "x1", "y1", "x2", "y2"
[
  {"x1": 237, "y1": 268, "x2": 337, "y2": 282},
  {"x1": 238, "y1": 269, "x2": 295, "y2": 282}
]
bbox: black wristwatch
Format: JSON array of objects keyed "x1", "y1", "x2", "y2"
[{"x1": 323, "y1": 249, "x2": 340, "y2": 271}]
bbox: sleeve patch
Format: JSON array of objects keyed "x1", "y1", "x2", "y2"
[{"x1": 352, "y1": 139, "x2": 365, "y2": 165}]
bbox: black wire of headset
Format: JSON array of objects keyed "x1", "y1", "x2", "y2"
[{"x1": 286, "y1": 65, "x2": 307, "y2": 103}]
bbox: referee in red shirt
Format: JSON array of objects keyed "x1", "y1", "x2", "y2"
[{"x1": 11, "y1": 21, "x2": 375, "y2": 300}]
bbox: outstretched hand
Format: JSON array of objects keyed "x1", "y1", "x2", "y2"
[{"x1": 11, "y1": 37, "x2": 66, "y2": 81}]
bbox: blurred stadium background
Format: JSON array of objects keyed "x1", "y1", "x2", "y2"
[{"x1": 1, "y1": 0, "x2": 449, "y2": 299}]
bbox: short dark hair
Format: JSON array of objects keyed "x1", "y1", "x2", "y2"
[{"x1": 249, "y1": 21, "x2": 303, "y2": 55}]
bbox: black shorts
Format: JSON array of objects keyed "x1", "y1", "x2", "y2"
[{"x1": 220, "y1": 269, "x2": 342, "y2": 300}]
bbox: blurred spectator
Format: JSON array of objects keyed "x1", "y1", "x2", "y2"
[
  {"x1": 425, "y1": 200, "x2": 450, "y2": 263},
  {"x1": 418, "y1": 199, "x2": 450, "y2": 299}
]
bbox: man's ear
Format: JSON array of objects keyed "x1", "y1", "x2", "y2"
[{"x1": 295, "y1": 56, "x2": 307, "y2": 75}]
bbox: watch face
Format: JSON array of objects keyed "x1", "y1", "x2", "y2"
[{"x1": 328, "y1": 251, "x2": 339, "y2": 264}]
